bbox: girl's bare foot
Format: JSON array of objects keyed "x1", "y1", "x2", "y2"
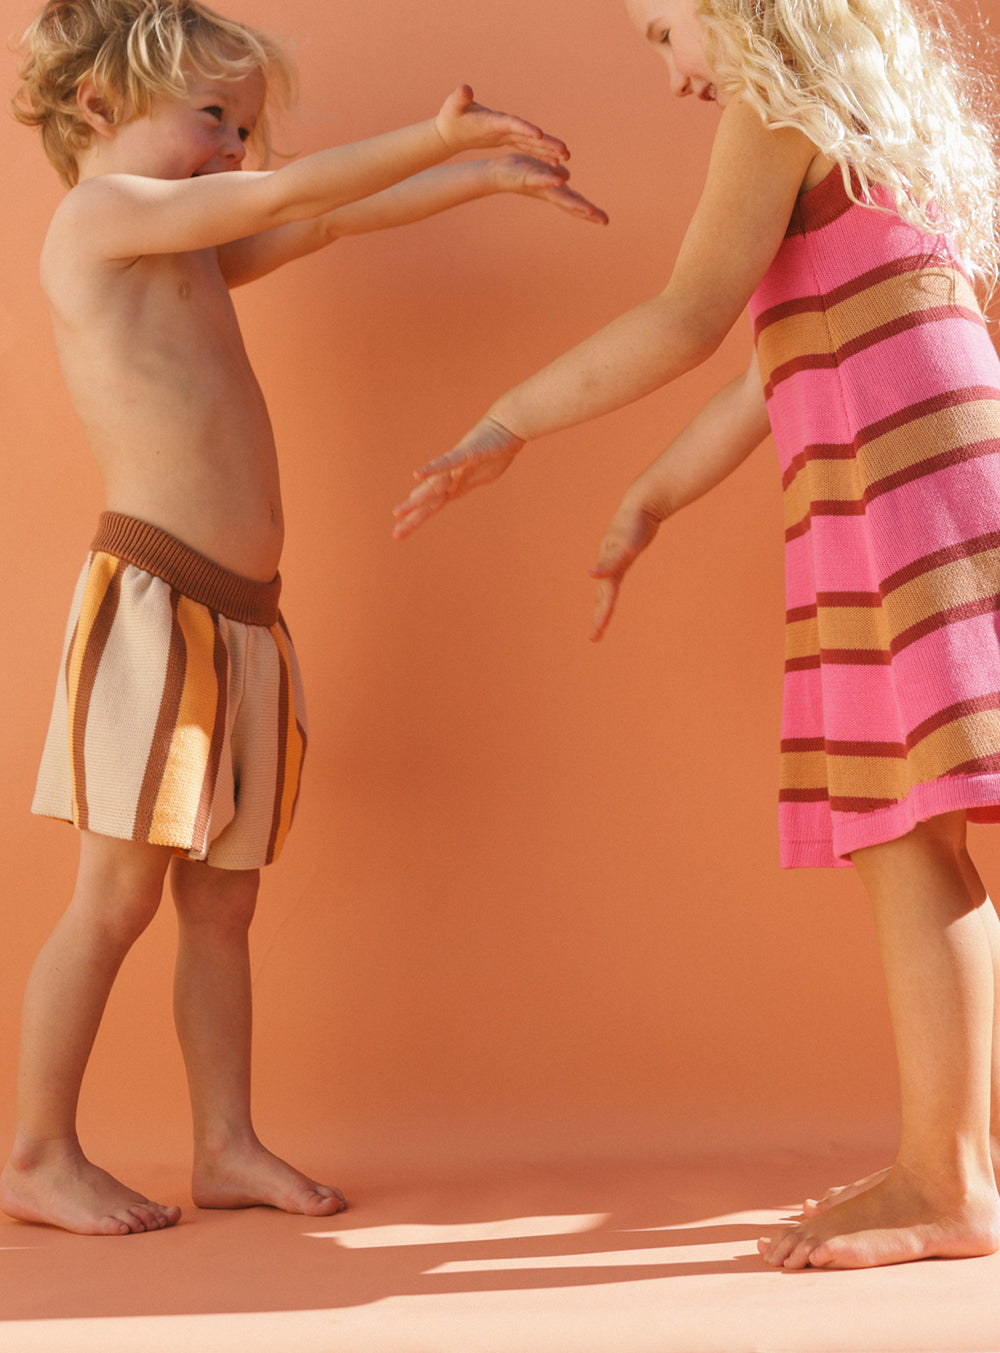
[
  {"x1": 0, "y1": 1144, "x2": 182, "y2": 1236},
  {"x1": 192, "y1": 1137, "x2": 347, "y2": 1216},
  {"x1": 801, "y1": 1140, "x2": 1000, "y2": 1217},
  {"x1": 760, "y1": 1163, "x2": 1000, "y2": 1269},
  {"x1": 801, "y1": 1167, "x2": 890, "y2": 1217}
]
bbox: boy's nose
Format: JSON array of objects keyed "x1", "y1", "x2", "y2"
[{"x1": 223, "y1": 132, "x2": 247, "y2": 165}]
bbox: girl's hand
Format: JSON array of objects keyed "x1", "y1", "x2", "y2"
[
  {"x1": 589, "y1": 494, "x2": 667, "y2": 642},
  {"x1": 393, "y1": 417, "x2": 525, "y2": 539},
  {"x1": 490, "y1": 155, "x2": 609, "y2": 224},
  {"x1": 435, "y1": 86, "x2": 569, "y2": 164}
]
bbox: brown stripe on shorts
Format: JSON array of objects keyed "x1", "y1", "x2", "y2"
[
  {"x1": 133, "y1": 588, "x2": 189, "y2": 843},
  {"x1": 68, "y1": 558, "x2": 125, "y2": 833},
  {"x1": 193, "y1": 623, "x2": 232, "y2": 852}
]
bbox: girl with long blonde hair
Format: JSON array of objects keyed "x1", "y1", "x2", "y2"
[{"x1": 395, "y1": 0, "x2": 1000, "y2": 1270}]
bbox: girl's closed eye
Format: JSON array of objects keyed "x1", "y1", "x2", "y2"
[{"x1": 202, "y1": 105, "x2": 223, "y2": 120}]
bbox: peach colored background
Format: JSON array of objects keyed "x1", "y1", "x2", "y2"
[{"x1": 0, "y1": 0, "x2": 996, "y2": 1189}]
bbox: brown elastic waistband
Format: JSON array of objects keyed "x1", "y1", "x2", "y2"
[{"x1": 91, "y1": 512, "x2": 282, "y2": 627}]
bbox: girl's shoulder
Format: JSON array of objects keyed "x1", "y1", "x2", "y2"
[{"x1": 800, "y1": 152, "x2": 838, "y2": 194}]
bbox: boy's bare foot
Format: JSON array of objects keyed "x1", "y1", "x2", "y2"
[
  {"x1": 1, "y1": 1146, "x2": 182, "y2": 1236},
  {"x1": 192, "y1": 1137, "x2": 347, "y2": 1216},
  {"x1": 759, "y1": 1163, "x2": 1000, "y2": 1269}
]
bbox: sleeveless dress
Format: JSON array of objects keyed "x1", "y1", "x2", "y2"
[{"x1": 748, "y1": 167, "x2": 1000, "y2": 867}]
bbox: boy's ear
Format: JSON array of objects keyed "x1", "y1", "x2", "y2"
[{"x1": 76, "y1": 80, "x2": 122, "y2": 138}]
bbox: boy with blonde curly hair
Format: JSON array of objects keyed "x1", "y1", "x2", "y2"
[{"x1": 2, "y1": 0, "x2": 605, "y2": 1236}]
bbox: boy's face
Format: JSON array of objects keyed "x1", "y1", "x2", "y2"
[
  {"x1": 101, "y1": 68, "x2": 266, "y2": 179},
  {"x1": 625, "y1": 0, "x2": 723, "y2": 104}
]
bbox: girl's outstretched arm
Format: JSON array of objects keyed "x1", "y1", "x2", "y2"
[
  {"x1": 393, "y1": 98, "x2": 816, "y2": 536},
  {"x1": 590, "y1": 357, "x2": 769, "y2": 640},
  {"x1": 221, "y1": 155, "x2": 607, "y2": 286}
]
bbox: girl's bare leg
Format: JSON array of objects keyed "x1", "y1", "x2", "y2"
[
  {"x1": 170, "y1": 857, "x2": 346, "y2": 1216},
  {"x1": 0, "y1": 833, "x2": 181, "y2": 1235},
  {"x1": 802, "y1": 834, "x2": 1000, "y2": 1217},
  {"x1": 760, "y1": 812, "x2": 1000, "y2": 1268}
]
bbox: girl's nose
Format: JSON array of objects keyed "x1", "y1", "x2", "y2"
[{"x1": 671, "y1": 74, "x2": 691, "y2": 98}]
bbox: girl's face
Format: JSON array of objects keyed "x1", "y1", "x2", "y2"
[{"x1": 625, "y1": 0, "x2": 723, "y2": 104}]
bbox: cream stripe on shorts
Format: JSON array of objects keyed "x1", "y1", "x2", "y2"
[{"x1": 33, "y1": 512, "x2": 307, "y2": 869}]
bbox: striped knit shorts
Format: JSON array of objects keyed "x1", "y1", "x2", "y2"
[{"x1": 32, "y1": 513, "x2": 307, "y2": 870}]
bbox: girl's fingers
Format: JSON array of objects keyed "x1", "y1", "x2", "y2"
[{"x1": 590, "y1": 577, "x2": 620, "y2": 642}]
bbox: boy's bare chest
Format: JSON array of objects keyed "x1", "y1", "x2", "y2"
[{"x1": 46, "y1": 242, "x2": 237, "y2": 341}]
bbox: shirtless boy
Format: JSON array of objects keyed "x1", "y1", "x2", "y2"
[{"x1": 1, "y1": 0, "x2": 605, "y2": 1237}]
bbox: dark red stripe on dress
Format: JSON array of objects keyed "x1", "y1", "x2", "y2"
[
  {"x1": 785, "y1": 499, "x2": 866, "y2": 541},
  {"x1": 829, "y1": 795, "x2": 897, "y2": 813},
  {"x1": 882, "y1": 528, "x2": 1000, "y2": 596},
  {"x1": 906, "y1": 691, "x2": 1000, "y2": 750},
  {"x1": 781, "y1": 735, "x2": 906, "y2": 758},
  {"x1": 864, "y1": 437, "x2": 1000, "y2": 505},
  {"x1": 891, "y1": 594, "x2": 1000, "y2": 656},
  {"x1": 856, "y1": 386, "x2": 1000, "y2": 449},
  {"x1": 785, "y1": 648, "x2": 892, "y2": 671}
]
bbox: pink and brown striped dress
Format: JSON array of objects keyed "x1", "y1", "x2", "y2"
[{"x1": 749, "y1": 166, "x2": 1000, "y2": 867}]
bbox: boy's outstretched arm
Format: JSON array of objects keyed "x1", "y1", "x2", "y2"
[
  {"x1": 221, "y1": 154, "x2": 608, "y2": 287},
  {"x1": 73, "y1": 86, "x2": 570, "y2": 262},
  {"x1": 590, "y1": 358, "x2": 770, "y2": 641}
]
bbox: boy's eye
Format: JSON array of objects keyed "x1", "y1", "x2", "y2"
[
  {"x1": 659, "y1": 30, "x2": 671, "y2": 44},
  {"x1": 202, "y1": 106, "x2": 223, "y2": 120},
  {"x1": 239, "y1": 127, "x2": 251, "y2": 142}
]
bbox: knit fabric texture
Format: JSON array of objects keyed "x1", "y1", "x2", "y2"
[{"x1": 749, "y1": 167, "x2": 1000, "y2": 867}]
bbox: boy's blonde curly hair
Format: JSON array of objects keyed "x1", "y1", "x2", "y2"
[
  {"x1": 698, "y1": 0, "x2": 1000, "y2": 298},
  {"x1": 12, "y1": 0, "x2": 294, "y2": 186}
]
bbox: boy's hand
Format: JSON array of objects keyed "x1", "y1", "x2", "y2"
[
  {"x1": 589, "y1": 494, "x2": 666, "y2": 642},
  {"x1": 435, "y1": 85, "x2": 569, "y2": 164},
  {"x1": 490, "y1": 155, "x2": 609, "y2": 224},
  {"x1": 393, "y1": 417, "x2": 524, "y2": 539}
]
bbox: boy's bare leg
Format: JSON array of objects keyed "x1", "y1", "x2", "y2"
[
  {"x1": 0, "y1": 833, "x2": 182, "y2": 1235},
  {"x1": 170, "y1": 857, "x2": 346, "y2": 1216},
  {"x1": 760, "y1": 812, "x2": 1000, "y2": 1268},
  {"x1": 801, "y1": 837, "x2": 1000, "y2": 1218}
]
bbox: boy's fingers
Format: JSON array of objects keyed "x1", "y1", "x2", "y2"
[{"x1": 551, "y1": 188, "x2": 608, "y2": 222}]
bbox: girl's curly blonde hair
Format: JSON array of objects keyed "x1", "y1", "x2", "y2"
[
  {"x1": 12, "y1": 0, "x2": 294, "y2": 186},
  {"x1": 698, "y1": 0, "x2": 1000, "y2": 298}
]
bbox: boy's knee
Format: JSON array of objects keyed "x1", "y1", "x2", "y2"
[
  {"x1": 170, "y1": 859, "x2": 260, "y2": 927},
  {"x1": 71, "y1": 832, "x2": 171, "y2": 944}
]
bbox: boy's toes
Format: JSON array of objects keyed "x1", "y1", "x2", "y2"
[
  {"x1": 122, "y1": 1202, "x2": 179, "y2": 1232},
  {"x1": 301, "y1": 1185, "x2": 347, "y2": 1215}
]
